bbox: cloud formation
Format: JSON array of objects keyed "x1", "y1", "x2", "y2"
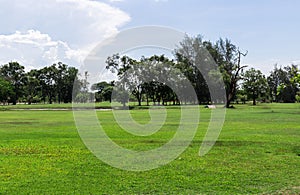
[
  {"x1": 0, "y1": 0, "x2": 130, "y2": 70},
  {"x1": 0, "y1": 30, "x2": 87, "y2": 71}
]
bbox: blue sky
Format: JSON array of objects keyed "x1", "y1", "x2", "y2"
[
  {"x1": 0, "y1": 0, "x2": 299, "y2": 75},
  {"x1": 111, "y1": 0, "x2": 300, "y2": 74}
]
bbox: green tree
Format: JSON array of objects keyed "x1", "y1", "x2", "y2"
[
  {"x1": 175, "y1": 36, "x2": 247, "y2": 107},
  {"x1": 0, "y1": 62, "x2": 26, "y2": 105},
  {"x1": 38, "y1": 65, "x2": 58, "y2": 104},
  {"x1": 213, "y1": 39, "x2": 247, "y2": 108},
  {"x1": 242, "y1": 68, "x2": 269, "y2": 105},
  {"x1": 24, "y1": 69, "x2": 41, "y2": 104},
  {"x1": 102, "y1": 86, "x2": 113, "y2": 103},
  {"x1": 91, "y1": 81, "x2": 113, "y2": 102},
  {"x1": 175, "y1": 35, "x2": 210, "y2": 104},
  {"x1": 62, "y1": 66, "x2": 80, "y2": 103},
  {"x1": 0, "y1": 77, "x2": 14, "y2": 104},
  {"x1": 268, "y1": 65, "x2": 298, "y2": 103},
  {"x1": 106, "y1": 54, "x2": 136, "y2": 106}
]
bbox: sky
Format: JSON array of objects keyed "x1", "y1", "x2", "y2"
[{"x1": 0, "y1": 0, "x2": 299, "y2": 75}]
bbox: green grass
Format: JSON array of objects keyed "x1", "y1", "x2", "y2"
[
  {"x1": 0, "y1": 102, "x2": 113, "y2": 110},
  {"x1": 0, "y1": 103, "x2": 299, "y2": 194}
]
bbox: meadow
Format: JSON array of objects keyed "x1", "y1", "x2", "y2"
[{"x1": 0, "y1": 103, "x2": 299, "y2": 194}]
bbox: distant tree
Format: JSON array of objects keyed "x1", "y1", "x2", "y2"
[
  {"x1": 175, "y1": 36, "x2": 247, "y2": 107},
  {"x1": 102, "y1": 85, "x2": 113, "y2": 103},
  {"x1": 143, "y1": 55, "x2": 178, "y2": 106},
  {"x1": 0, "y1": 62, "x2": 26, "y2": 105},
  {"x1": 62, "y1": 66, "x2": 80, "y2": 103},
  {"x1": 242, "y1": 68, "x2": 269, "y2": 105},
  {"x1": 212, "y1": 39, "x2": 247, "y2": 108},
  {"x1": 24, "y1": 69, "x2": 41, "y2": 104},
  {"x1": 174, "y1": 35, "x2": 210, "y2": 104},
  {"x1": 38, "y1": 65, "x2": 58, "y2": 104},
  {"x1": 235, "y1": 89, "x2": 247, "y2": 104},
  {"x1": 74, "y1": 71, "x2": 93, "y2": 103},
  {"x1": 106, "y1": 54, "x2": 136, "y2": 106},
  {"x1": 0, "y1": 77, "x2": 14, "y2": 104},
  {"x1": 268, "y1": 65, "x2": 298, "y2": 103},
  {"x1": 91, "y1": 81, "x2": 113, "y2": 102},
  {"x1": 267, "y1": 65, "x2": 284, "y2": 102}
]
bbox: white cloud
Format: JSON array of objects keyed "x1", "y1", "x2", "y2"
[
  {"x1": 0, "y1": 0, "x2": 130, "y2": 70},
  {"x1": 0, "y1": 30, "x2": 87, "y2": 71}
]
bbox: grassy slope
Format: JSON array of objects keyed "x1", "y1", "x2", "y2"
[{"x1": 0, "y1": 103, "x2": 299, "y2": 194}]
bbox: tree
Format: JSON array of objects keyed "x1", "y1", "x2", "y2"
[
  {"x1": 242, "y1": 68, "x2": 269, "y2": 105},
  {"x1": 175, "y1": 36, "x2": 247, "y2": 107},
  {"x1": 0, "y1": 62, "x2": 26, "y2": 105},
  {"x1": 102, "y1": 85, "x2": 113, "y2": 103},
  {"x1": 268, "y1": 65, "x2": 298, "y2": 103},
  {"x1": 62, "y1": 66, "x2": 80, "y2": 103},
  {"x1": 212, "y1": 39, "x2": 247, "y2": 108},
  {"x1": 24, "y1": 69, "x2": 41, "y2": 104},
  {"x1": 0, "y1": 77, "x2": 14, "y2": 104},
  {"x1": 106, "y1": 54, "x2": 137, "y2": 106},
  {"x1": 38, "y1": 65, "x2": 58, "y2": 104},
  {"x1": 91, "y1": 81, "x2": 112, "y2": 102},
  {"x1": 174, "y1": 35, "x2": 210, "y2": 104},
  {"x1": 141, "y1": 55, "x2": 179, "y2": 106}
]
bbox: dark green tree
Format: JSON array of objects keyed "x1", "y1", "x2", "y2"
[
  {"x1": 0, "y1": 62, "x2": 26, "y2": 105},
  {"x1": 0, "y1": 77, "x2": 14, "y2": 104},
  {"x1": 242, "y1": 68, "x2": 269, "y2": 105},
  {"x1": 24, "y1": 69, "x2": 41, "y2": 104},
  {"x1": 174, "y1": 35, "x2": 210, "y2": 104},
  {"x1": 91, "y1": 81, "x2": 113, "y2": 102},
  {"x1": 267, "y1": 65, "x2": 298, "y2": 103},
  {"x1": 38, "y1": 65, "x2": 58, "y2": 104},
  {"x1": 175, "y1": 36, "x2": 247, "y2": 107}
]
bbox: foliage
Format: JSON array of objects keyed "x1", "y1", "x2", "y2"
[
  {"x1": 0, "y1": 61, "x2": 81, "y2": 105},
  {"x1": 0, "y1": 77, "x2": 14, "y2": 104},
  {"x1": 174, "y1": 35, "x2": 210, "y2": 104},
  {"x1": 175, "y1": 36, "x2": 247, "y2": 107},
  {"x1": 242, "y1": 68, "x2": 269, "y2": 105},
  {"x1": 106, "y1": 54, "x2": 183, "y2": 106},
  {"x1": 0, "y1": 62, "x2": 26, "y2": 105},
  {"x1": 267, "y1": 65, "x2": 298, "y2": 103}
]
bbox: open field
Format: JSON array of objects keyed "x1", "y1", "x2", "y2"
[{"x1": 0, "y1": 103, "x2": 299, "y2": 194}]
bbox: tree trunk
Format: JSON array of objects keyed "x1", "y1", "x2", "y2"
[
  {"x1": 146, "y1": 96, "x2": 149, "y2": 106},
  {"x1": 252, "y1": 91, "x2": 256, "y2": 105},
  {"x1": 226, "y1": 99, "x2": 231, "y2": 108}
]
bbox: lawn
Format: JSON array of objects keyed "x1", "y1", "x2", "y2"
[{"x1": 0, "y1": 103, "x2": 299, "y2": 194}]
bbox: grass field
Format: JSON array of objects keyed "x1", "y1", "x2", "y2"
[{"x1": 0, "y1": 103, "x2": 299, "y2": 194}]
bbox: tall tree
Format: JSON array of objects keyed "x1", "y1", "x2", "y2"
[
  {"x1": 175, "y1": 35, "x2": 210, "y2": 104},
  {"x1": 213, "y1": 39, "x2": 247, "y2": 108},
  {"x1": 175, "y1": 36, "x2": 247, "y2": 107}
]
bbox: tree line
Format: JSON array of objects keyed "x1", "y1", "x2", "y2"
[
  {"x1": 0, "y1": 62, "x2": 89, "y2": 105},
  {"x1": 97, "y1": 35, "x2": 300, "y2": 107},
  {"x1": 0, "y1": 35, "x2": 299, "y2": 107}
]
